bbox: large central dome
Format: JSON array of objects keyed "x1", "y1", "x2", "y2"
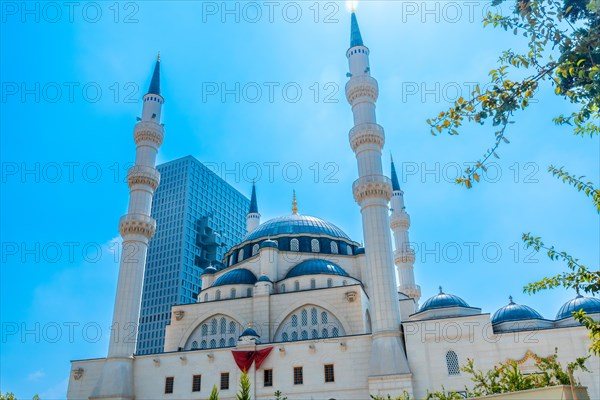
[{"x1": 244, "y1": 214, "x2": 351, "y2": 241}]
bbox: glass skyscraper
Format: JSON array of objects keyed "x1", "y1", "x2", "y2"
[{"x1": 136, "y1": 155, "x2": 249, "y2": 355}]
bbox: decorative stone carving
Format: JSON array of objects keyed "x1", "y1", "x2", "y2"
[
  {"x1": 72, "y1": 368, "x2": 84, "y2": 380},
  {"x1": 345, "y1": 291, "x2": 358, "y2": 302},
  {"x1": 345, "y1": 75, "x2": 379, "y2": 104},
  {"x1": 174, "y1": 310, "x2": 184, "y2": 321},
  {"x1": 133, "y1": 121, "x2": 164, "y2": 147},
  {"x1": 349, "y1": 123, "x2": 385, "y2": 152},
  {"x1": 119, "y1": 213, "x2": 157, "y2": 239},
  {"x1": 352, "y1": 175, "x2": 393, "y2": 204},
  {"x1": 126, "y1": 165, "x2": 160, "y2": 191}
]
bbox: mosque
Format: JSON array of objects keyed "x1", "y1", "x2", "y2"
[{"x1": 67, "y1": 10, "x2": 600, "y2": 400}]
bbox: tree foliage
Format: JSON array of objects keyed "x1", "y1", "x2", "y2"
[
  {"x1": 209, "y1": 384, "x2": 219, "y2": 400},
  {"x1": 236, "y1": 371, "x2": 251, "y2": 400}
]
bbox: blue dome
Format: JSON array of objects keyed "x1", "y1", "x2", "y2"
[
  {"x1": 257, "y1": 275, "x2": 272, "y2": 283},
  {"x1": 202, "y1": 266, "x2": 217, "y2": 275},
  {"x1": 556, "y1": 295, "x2": 600, "y2": 320},
  {"x1": 239, "y1": 328, "x2": 260, "y2": 338},
  {"x1": 355, "y1": 247, "x2": 365, "y2": 255},
  {"x1": 419, "y1": 288, "x2": 469, "y2": 312},
  {"x1": 492, "y1": 297, "x2": 543, "y2": 324},
  {"x1": 212, "y1": 269, "x2": 257, "y2": 287},
  {"x1": 244, "y1": 214, "x2": 351, "y2": 241},
  {"x1": 260, "y1": 239, "x2": 278, "y2": 249},
  {"x1": 285, "y1": 259, "x2": 349, "y2": 279}
]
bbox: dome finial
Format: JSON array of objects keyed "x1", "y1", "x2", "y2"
[
  {"x1": 438, "y1": 286, "x2": 443, "y2": 294},
  {"x1": 292, "y1": 190, "x2": 298, "y2": 214},
  {"x1": 509, "y1": 295, "x2": 514, "y2": 304},
  {"x1": 157, "y1": 51, "x2": 160, "y2": 62}
]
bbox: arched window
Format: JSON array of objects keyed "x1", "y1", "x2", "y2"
[
  {"x1": 446, "y1": 351, "x2": 460, "y2": 375},
  {"x1": 219, "y1": 338, "x2": 226, "y2": 348},
  {"x1": 327, "y1": 278, "x2": 333, "y2": 288},
  {"x1": 201, "y1": 324, "x2": 208, "y2": 336},
  {"x1": 220, "y1": 318, "x2": 226, "y2": 334},
  {"x1": 246, "y1": 288, "x2": 252, "y2": 297},
  {"x1": 211, "y1": 319, "x2": 217, "y2": 334},
  {"x1": 311, "y1": 239, "x2": 320, "y2": 252},
  {"x1": 237, "y1": 250, "x2": 244, "y2": 262},
  {"x1": 311, "y1": 279, "x2": 316, "y2": 289},
  {"x1": 290, "y1": 238, "x2": 299, "y2": 251},
  {"x1": 192, "y1": 340, "x2": 198, "y2": 349},
  {"x1": 330, "y1": 241, "x2": 338, "y2": 254},
  {"x1": 229, "y1": 254, "x2": 234, "y2": 266},
  {"x1": 282, "y1": 332, "x2": 289, "y2": 342},
  {"x1": 230, "y1": 288, "x2": 236, "y2": 298},
  {"x1": 311, "y1": 308, "x2": 318, "y2": 325},
  {"x1": 291, "y1": 315, "x2": 298, "y2": 327},
  {"x1": 276, "y1": 306, "x2": 345, "y2": 342},
  {"x1": 321, "y1": 312, "x2": 328, "y2": 324},
  {"x1": 294, "y1": 281, "x2": 300, "y2": 291},
  {"x1": 187, "y1": 314, "x2": 241, "y2": 351},
  {"x1": 215, "y1": 290, "x2": 221, "y2": 301},
  {"x1": 228, "y1": 337, "x2": 235, "y2": 347},
  {"x1": 229, "y1": 321, "x2": 236, "y2": 334},
  {"x1": 204, "y1": 293, "x2": 208, "y2": 302},
  {"x1": 301, "y1": 330, "x2": 308, "y2": 340},
  {"x1": 201, "y1": 340, "x2": 207, "y2": 349},
  {"x1": 210, "y1": 339, "x2": 216, "y2": 348},
  {"x1": 322, "y1": 328, "x2": 328, "y2": 338},
  {"x1": 292, "y1": 331, "x2": 298, "y2": 341},
  {"x1": 252, "y1": 243, "x2": 259, "y2": 256},
  {"x1": 301, "y1": 309, "x2": 308, "y2": 326},
  {"x1": 312, "y1": 329, "x2": 318, "y2": 339},
  {"x1": 342, "y1": 280, "x2": 347, "y2": 286},
  {"x1": 281, "y1": 284, "x2": 286, "y2": 293},
  {"x1": 332, "y1": 327, "x2": 339, "y2": 337},
  {"x1": 346, "y1": 246, "x2": 352, "y2": 255}
]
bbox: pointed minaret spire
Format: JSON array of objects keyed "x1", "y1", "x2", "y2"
[
  {"x1": 147, "y1": 53, "x2": 161, "y2": 95},
  {"x1": 391, "y1": 154, "x2": 401, "y2": 192},
  {"x1": 246, "y1": 181, "x2": 261, "y2": 233},
  {"x1": 350, "y1": 12, "x2": 364, "y2": 48}
]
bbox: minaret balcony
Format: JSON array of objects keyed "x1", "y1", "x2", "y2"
[
  {"x1": 352, "y1": 174, "x2": 392, "y2": 203},
  {"x1": 127, "y1": 165, "x2": 161, "y2": 191},
  {"x1": 134, "y1": 121, "x2": 164, "y2": 147},
  {"x1": 394, "y1": 249, "x2": 416, "y2": 264},
  {"x1": 390, "y1": 213, "x2": 410, "y2": 230},
  {"x1": 119, "y1": 213, "x2": 157, "y2": 240},
  {"x1": 349, "y1": 123, "x2": 385, "y2": 152},
  {"x1": 345, "y1": 75, "x2": 378, "y2": 105}
]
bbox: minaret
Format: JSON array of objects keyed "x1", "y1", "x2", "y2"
[
  {"x1": 390, "y1": 156, "x2": 421, "y2": 303},
  {"x1": 346, "y1": 10, "x2": 412, "y2": 386},
  {"x1": 246, "y1": 181, "x2": 260, "y2": 233},
  {"x1": 91, "y1": 55, "x2": 164, "y2": 400}
]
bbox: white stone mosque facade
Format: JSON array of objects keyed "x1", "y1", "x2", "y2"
[{"x1": 67, "y1": 12, "x2": 600, "y2": 400}]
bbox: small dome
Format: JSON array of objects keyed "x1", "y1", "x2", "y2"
[
  {"x1": 244, "y1": 214, "x2": 351, "y2": 241},
  {"x1": 492, "y1": 297, "x2": 543, "y2": 324},
  {"x1": 239, "y1": 327, "x2": 260, "y2": 338},
  {"x1": 202, "y1": 266, "x2": 217, "y2": 275},
  {"x1": 556, "y1": 295, "x2": 600, "y2": 320},
  {"x1": 285, "y1": 259, "x2": 349, "y2": 279},
  {"x1": 257, "y1": 275, "x2": 273, "y2": 283},
  {"x1": 355, "y1": 247, "x2": 365, "y2": 255},
  {"x1": 212, "y1": 269, "x2": 257, "y2": 287},
  {"x1": 260, "y1": 239, "x2": 278, "y2": 249},
  {"x1": 419, "y1": 287, "x2": 469, "y2": 312}
]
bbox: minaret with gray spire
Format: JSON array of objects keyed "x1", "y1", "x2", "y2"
[
  {"x1": 390, "y1": 156, "x2": 421, "y2": 303},
  {"x1": 246, "y1": 181, "x2": 260, "y2": 233},
  {"x1": 346, "y1": 10, "x2": 413, "y2": 393},
  {"x1": 91, "y1": 55, "x2": 164, "y2": 400}
]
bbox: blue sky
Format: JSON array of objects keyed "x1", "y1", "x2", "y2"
[{"x1": 1, "y1": 1, "x2": 598, "y2": 398}]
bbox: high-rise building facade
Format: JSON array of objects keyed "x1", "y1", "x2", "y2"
[{"x1": 137, "y1": 155, "x2": 249, "y2": 355}]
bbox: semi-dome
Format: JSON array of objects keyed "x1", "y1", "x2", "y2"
[
  {"x1": 285, "y1": 259, "x2": 349, "y2": 279},
  {"x1": 419, "y1": 287, "x2": 469, "y2": 312},
  {"x1": 556, "y1": 295, "x2": 600, "y2": 320},
  {"x1": 257, "y1": 275, "x2": 273, "y2": 283},
  {"x1": 239, "y1": 327, "x2": 260, "y2": 338},
  {"x1": 244, "y1": 214, "x2": 351, "y2": 241},
  {"x1": 212, "y1": 268, "x2": 257, "y2": 287},
  {"x1": 492, "y1": 297, "x2": 543, "y2": 324}
]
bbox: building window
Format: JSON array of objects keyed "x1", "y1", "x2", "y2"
[
  {"x1": 311, "y1": 239, "x2": 320, "y2": 252},
  {"x1": 330, "y1": 241, "x2": 338, "y2": 254},
  {"x1": 191, "y1": 340, "x2": 198, "y2": 349},
  {"x1": 446, "y1": 351, "x2": 460, "y2": 375},
  {"x1": 281, "y1": 284, "x2": 286, "y2": 293},
  {"x1": 290, "y1": 238, "x2": 299, "y2": 251},
  {"x1": 293, "y1": 367, "x2": 303, "y2": 385},
  {"x1": 311, "y1": 308, "x2": 318, "y2": 325},
  {"x1": 310, "y1": 279, "x2": 316, "y2": 289},
  {"x1": 346, "y1": 246, "x2": 352, "y2": 255},
  {"x1": 237, "y1": 250, "x2": 244, "y2": 262},
  {"x1": 210, "y1": 339, "x2": 216, "y2": 348},
  {"x1": 301, "y1": 309, "x2": 308, "y2": 326},
  {"x1": 229, "y1": 321, "x2": 236, "y2": 334},
  {"x1": 228, "y1": 337, "x2": 235, "y2": 347},
  {"x1": 220, "y1": 372, "x2": 230, "y2": 390},
  {"x1": 291, "y1": 315, "x2": 298, "y2": 327},
  {"x1": 327, "y1": 278, "x2": 333, "y2": 288},
  {"x1": 211, "y1": 319, "x2": 217, "y2": 334},
  {"x1": 230, "y1": 288, "x2": 236, "y2": 298},
  {"x1": 204, "y1": 293, "x2": 208, "y2": 302},
  {"x1": 252, "y1": 244, "x2": 259, "y2": 256},
  {"x1": 215, "y1": 290, "x2": 221, "y2": 301},
  {"x1": 164, "y1": 377, "x2": 174, "y2": 394},
  {"x1": 201, "y1": 340, "x2": 207, "y2": 349},
  {"x1": 220, "y1": 318, "x2": 226, "y2": 334},
  {"x1": 264, "y1": 369, "x2": 273, "y2": 387},
  {"x1": 219, "y1": 338, "x2": 226, "y2": 347},
  {"x1": 324, "y1": 364, "x2": 335, "y2": 383},
  {"x1": 294, "y1": 281, "x2": 300, "y2": 291},
  {"x1": 192, "y1": 374, "x2": 201, "y2": 392}
]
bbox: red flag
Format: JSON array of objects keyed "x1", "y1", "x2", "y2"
[
  {"x1": 231, "y1": 351, "x2": 255, "y2": 372},
  {"x1": 254, "y1": 347, "x2": 273, "y2": 370}
]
